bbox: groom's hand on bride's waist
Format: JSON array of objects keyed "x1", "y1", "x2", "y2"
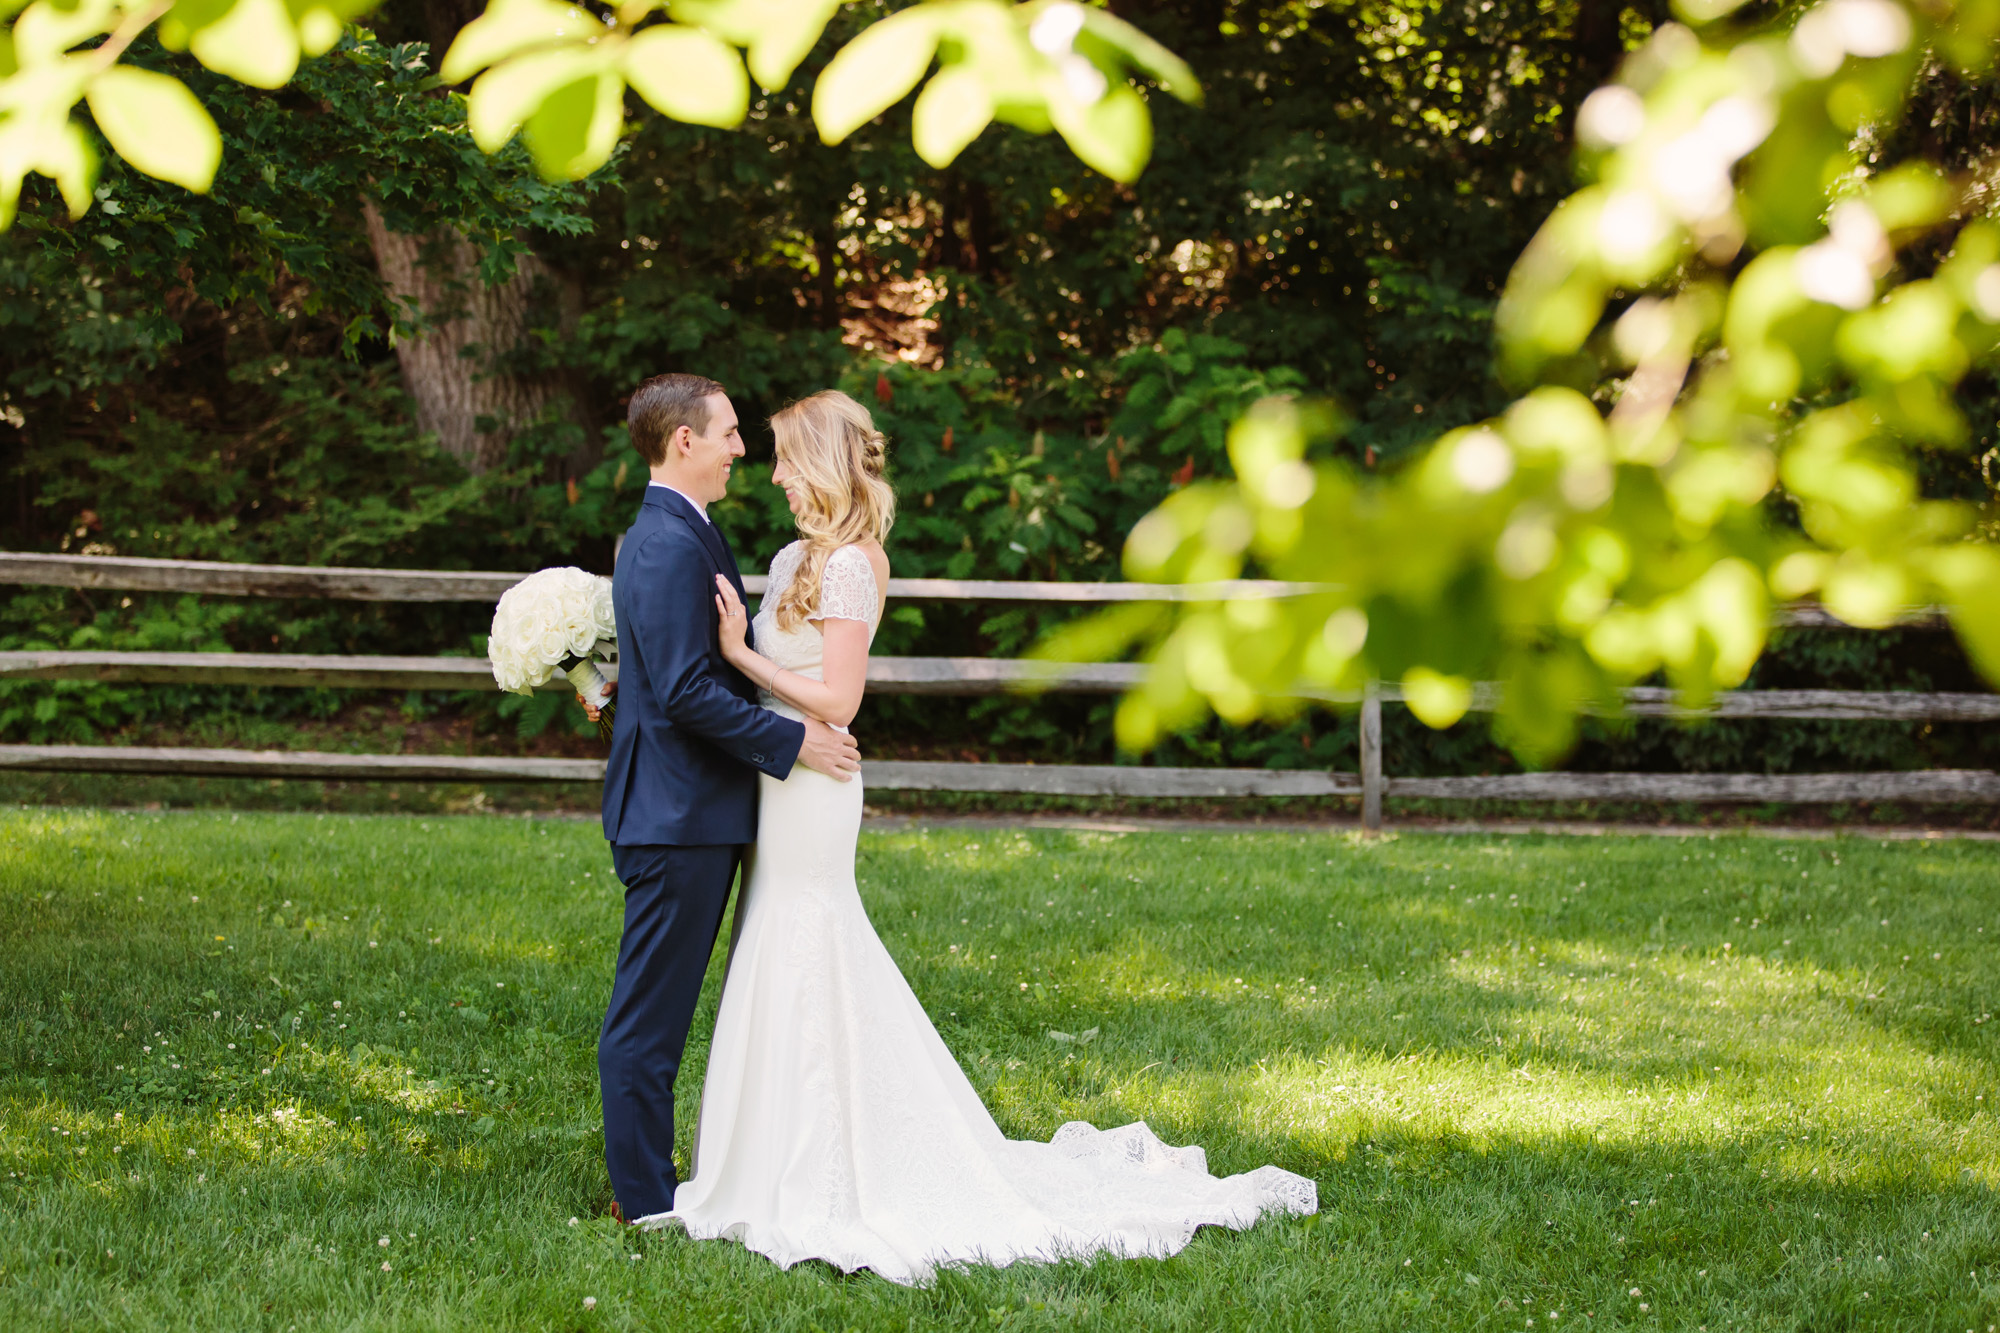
[{"x1": 796, "y1": 718, "x2": 862, "y2": 781}]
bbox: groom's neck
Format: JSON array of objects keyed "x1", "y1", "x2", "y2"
[{"x1": 649, "y1": 467, "x2": 712, "y2": 518}]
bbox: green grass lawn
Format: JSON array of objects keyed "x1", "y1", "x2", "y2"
[{"x1": 3, "y1": 809, "x2": 1998, "y2": 1331}]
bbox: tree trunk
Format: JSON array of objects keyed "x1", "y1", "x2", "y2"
[{"x1": 361, "y1": 200, "x2": 594, "y2": 477}]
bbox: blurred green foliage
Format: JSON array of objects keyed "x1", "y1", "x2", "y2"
[{"x1": 1083, "y1": 0, "x2": 2000, "y2": 769}]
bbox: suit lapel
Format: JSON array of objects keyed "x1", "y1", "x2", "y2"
[
  {"x1": 649, "y1": 486, "x2": 745, "y2": 599},
  {"x1": 710, "y1": 520, "x2": 746, "y2": 597},
  {"x1": 694, "y1": 512, "x2": 745, "y2": 599}
]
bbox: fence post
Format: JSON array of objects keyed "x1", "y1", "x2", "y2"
[{"x1": 1360, "y1": 679, "x2": 1383, "y2": 833}]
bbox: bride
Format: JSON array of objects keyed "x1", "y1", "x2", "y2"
[{"x1": 644, "y1": 388, "x2": 1316, "y2": 1284}]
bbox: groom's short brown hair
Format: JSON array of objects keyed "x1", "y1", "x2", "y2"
[{"x1": 628, "y1": 373, "x2": 725, "y2": 466}]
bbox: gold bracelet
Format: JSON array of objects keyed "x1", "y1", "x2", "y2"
[{"x1": 767, "y1": 662, "x2": 782, "y2": 694}]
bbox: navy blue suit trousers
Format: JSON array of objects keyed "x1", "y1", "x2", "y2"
[
  {"x1": 596, "y1": 487, "x2": 805, "y2": 1216},
  {"x1": 599, "y1": 841, "x2": 742, "y2": 1217}
]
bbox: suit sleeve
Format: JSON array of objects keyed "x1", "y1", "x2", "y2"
[{"x1": 629, "y1": 530, "x2": 805, "y2": 780}]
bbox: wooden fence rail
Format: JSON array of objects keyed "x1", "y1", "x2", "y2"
[
  {"x1": 0, "y1": 551, "x2": 1321, "y2": 605},
  {"x1": 0, "y1": 650, "x2": 1141, "y2": 695},
  {"x1": 0, "y1": 551, "x2": 1948, "y2": 626},
  {"x1": 3, "y1": 744, "x2": 1994, "y2": 804},
  {"x1": 3, "y1": 552, "x2": 1992, "y2": 824},
  {"x1": 7, "y1": 650, "x2": 2000, "y2": 720}
]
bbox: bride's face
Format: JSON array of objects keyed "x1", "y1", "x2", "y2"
[{"x1": 772, "y1": 456, "x2": 805, "y2": 518}]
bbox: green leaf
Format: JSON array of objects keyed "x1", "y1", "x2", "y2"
[
  {"x1": 1049, "y1": 80, "x2": 1150, "y2": 183},
  {"x1": 440, "y1": 0, "x2": 600, "y2": 84},
  {"x1": 1033, "y1": 601, "x2": 1165, "y2": 665},
  {"x1": 910, "y1": 63, "x2": 991, "y2": 168},
  {"x1": 812, "y1": 3, "x2": 945, "y2": 144},
  {"x1": 1930, "y1": 545, "x2": 2000, "y2": 685},
  {"x1": 521, "y1": 68, "x2": 623, "y2": 180},
  {"x1": 623, "y1": 24, "x2": 748, "y2": 128},
  {"x1": 11, "y1": 0, "x2": 120, "y2": 66},
  {"x1": 287, "y1": 0, "x2": 382, "y2": 57},
  {"x1": 744, "y1": 0, "x2": 837, "y2": 90},
  {"x1": 671, "y1": 0, "x2": 838, "y2": 91},
  {"x1": 1401, "y1": 666, "x2": 1472, "y2": 730},
  {"x1": 465, "y1": 46, "x2": 599, "y2": 153},
  {"x1": 1077, "y1": 6, "x2": 1200, "y2": 105},
  {"x1": 85, "y1": 65, "x2": 221, "y2": 192},
  {"x1": 0, "y1": 95, "x2": 96, "y2": 229},
  {"x1": 187, "y1": 0, "x2": 301, "y2": 89}
]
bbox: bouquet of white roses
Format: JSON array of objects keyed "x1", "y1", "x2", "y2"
[{"x1": 489, "y1": 567, "x2": 618, "y2": 738}]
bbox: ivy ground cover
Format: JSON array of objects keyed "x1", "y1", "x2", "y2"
[{"x1": 3, "y1": 810, "x2": 1997, "y2": 1331}]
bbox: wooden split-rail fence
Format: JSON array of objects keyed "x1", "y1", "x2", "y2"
[{"x1": 3, "y1": 551, "x2": 1997, "y2": 829}]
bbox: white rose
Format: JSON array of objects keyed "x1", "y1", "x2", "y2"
[{"x1": 491, "y1": 566, "x2": 617, "y2": 685}]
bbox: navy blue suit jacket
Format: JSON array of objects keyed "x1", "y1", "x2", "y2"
[{"x1": 601, "y1": 487, "x2": 805, "y2": 846}]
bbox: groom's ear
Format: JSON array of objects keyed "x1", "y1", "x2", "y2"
[{"x1": 666, "y1": 424, "x2": 692, "y2": 459}]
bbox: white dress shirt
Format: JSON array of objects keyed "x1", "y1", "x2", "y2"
[{"x1": 648, "y1": 480, "x2": 710, "y2": 523}]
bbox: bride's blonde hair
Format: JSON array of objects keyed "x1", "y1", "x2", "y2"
[{"x1": 770, "y1": 389, "x2": 896, "y2": 631}]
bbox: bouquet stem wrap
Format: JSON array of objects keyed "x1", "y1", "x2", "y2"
[{"x1": 564, "y1": 658, "x2": 615, "y2": 739}]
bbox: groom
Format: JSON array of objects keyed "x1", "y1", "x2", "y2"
[{"x1": 599, "y1": 372, "x2": 862, "y2": 1223}]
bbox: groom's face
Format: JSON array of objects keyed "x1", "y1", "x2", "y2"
[{"x1": 680, "y1": 393, "x2": 744, "y2": 505}]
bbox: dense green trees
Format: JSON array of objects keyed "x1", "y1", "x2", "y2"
[{"x1": 2, "y1": 1, "x2": 1994, "y2": 784}]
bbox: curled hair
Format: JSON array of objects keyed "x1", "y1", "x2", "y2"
[{"x1": 769, "y1": 390, "x2": 896, "y2": 631}]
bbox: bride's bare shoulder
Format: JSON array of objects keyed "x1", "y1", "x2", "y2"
[{"x1": 845, "y1": 540, "x2": 889, "y2": 587}]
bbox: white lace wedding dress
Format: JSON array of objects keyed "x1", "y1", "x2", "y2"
[{"x1": 644, "y1": 541, "x2": 1317, "y2": 1285}]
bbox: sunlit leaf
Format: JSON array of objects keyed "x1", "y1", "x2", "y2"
[
  {"x1": 440, "y1": 0, "x2": 599, "y2": 84},
  {"x1": 742, "y1": 0, "x2": 836, "y2": 89},
  {"x1": 1049, "y1": 79, "x2": 1150, "y2": 183},
  {"x1": 85, "y1": 64, "x2": 221, "y2": 192},
  {"x1": 41, "y1": 115, "x2": 95, "y2": 217},
  {"x1": 1822, "y1": 552, "x2": 1911, "y2": 629},
  {"x1": 672, "y1": 0, "x2": 838, "y2": 90},
  {"x1": 12, "y1": 0, "x2": 119, "y2": 66},
  {"x1": 1689, "y1": 558, "x2": 1766, "y2": 687},
  {"x1": 1032, "y1": 601, "x2": 1166, "y2": 668},
  {"x1": 1076, "y1": 4, "x2": 1200, "y2": 105},
  {"x1": 521, "y1": 67, "x2": 623, "y2": 179},
  {"x1": 813, "y1": 3, "x2": 944, "y2": 144},
  {"x1": 624, "y1": 24, "x2": 747, "y2": 127},
  {"x1": 287, "y1": 0, "x2": 376, "y2": 56},
  {"x1": 464, "y1": 46, "x2": 600, "y2": 154},
  {"x1": 187, "y1": 0, "x2": 301, "y2": 89},
  {"x1": 1928, "y1": 544, "x2": 2000, "y2": 683},
  {"x1": 1401, "y1": 666, "x2": 1472, "y2": 730},
  {"x1": 910, "y1": 64, "x2": 992, "y2": 169}
]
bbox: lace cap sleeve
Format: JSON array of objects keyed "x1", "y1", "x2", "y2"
[{"x1": 817, "y1": 545, "x2": 880, "y2": 623}]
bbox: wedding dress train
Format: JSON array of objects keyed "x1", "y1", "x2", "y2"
[{"x1": 644, "y1": 542, "x2": 1317, "y2": 1285}]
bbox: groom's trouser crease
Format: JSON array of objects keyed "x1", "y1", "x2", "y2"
[{"x1": 600, "y1": 840, "x2": 744, "y2": 1218}]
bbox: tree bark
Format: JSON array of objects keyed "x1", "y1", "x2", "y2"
[{"x1": 361, "y1": 200, "x2": 592, "y2": 477}]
